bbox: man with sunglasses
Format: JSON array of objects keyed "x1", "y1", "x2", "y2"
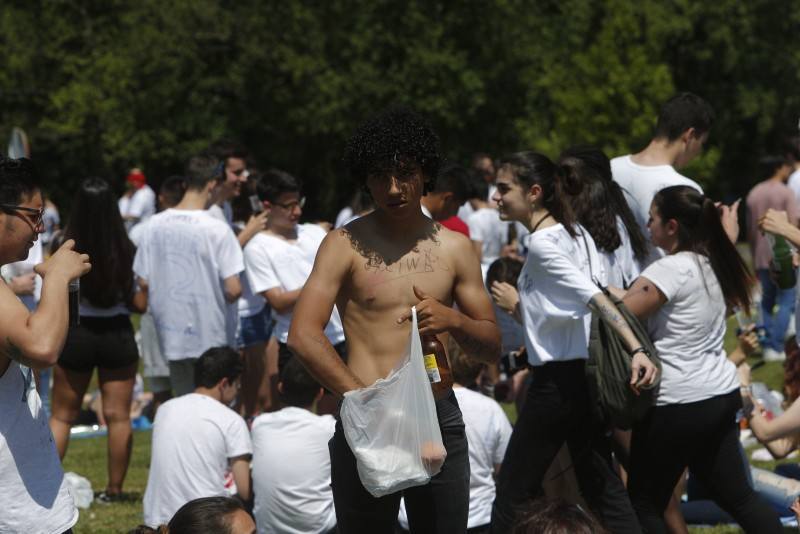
[
  {"x1": 243, "y1": 169, "x2": 346, "y2": 411},
  {"x1": 0, "y1": 157, "x2": 91, "y2": 534}
]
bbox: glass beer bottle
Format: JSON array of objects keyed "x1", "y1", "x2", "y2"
[{"x1": 420, "y1": 333, "x2": 453, "y2": 394}]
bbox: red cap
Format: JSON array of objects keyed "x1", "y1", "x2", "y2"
[{"x1": 126, "y1": 169, "x2": 146, "y2": 188}]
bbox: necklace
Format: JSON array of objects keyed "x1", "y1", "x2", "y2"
[{"x1": 530, "y1": 212, "x2": 552, "y2": 233}]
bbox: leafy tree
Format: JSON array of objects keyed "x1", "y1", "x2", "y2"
[{"x1": 1, "y1": 0, "x2": 798, "y2": 218}]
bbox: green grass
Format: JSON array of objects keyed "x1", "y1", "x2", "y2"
[
  {"x1": 62, "y1": 316, "x2": 792, "y2": 533},
  {"x1": 62, "y1": 431, "x2": 151, "y2": 533}
]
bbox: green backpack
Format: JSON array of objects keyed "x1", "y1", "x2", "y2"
[{"x1": 585, "y1": 288, "x2": 662, "y2": 430}]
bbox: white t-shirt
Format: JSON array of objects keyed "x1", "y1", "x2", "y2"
[
  {"x1": 207, "y1": 204, "x2": 255, "y2": 326},
  {"x1": 237, "y1": 272, "x2": 265, "y2": 319},
  {"x1": 518, "y1": 224, "x2": 605, "y2": 366},
  {"x1": 457, "y1": 201, "x2": 475, "y2": 222},
  {"x1": 119, "y1": 185, "x2": 156, "y2": 224},
  {"x1": 207, "y1": 201, "x2": 234, "y2": 226},
  {"x1": 143, "y1": 393, "x2": 252, "y2": 527},
  {"x1": 0, "y1": 362, "x2": 78, "y2": 534},
  {"x1": 611, "y1": 155, "x2": 703, "y2": 266},
  {"x1": 640, "y1": 252, "x2": 739, "y2": 405},
  {"x1": 133, "y1": 209, "x2": 244, "y2": 361},
  {"x1": 334, "y1": 206, "x2": 354, "y2": 229},
  {"x1": 128, "y1": 216, "x2": 148, "y2": 247},
  {"x1": 244, "y1": 225, "x2": 344, "y2": 344},
  {"x1": 1, "y1": 237, "x2": 43, "y2": 310},
  {"x1": 399, "y1": 387, "x2": 511, "y2": 529},
  {"x1": 467, "y1": 208, "x2": 508, "y2": 269},
  {"x1": 787, "y1": 168, "x2": 800, "y2": 204},
  {"x1": 251, "y1": 407, "x2": 337, "y2": 534},
  {"x1": 597, "y1": 217, "x2": 641, "y2": 289}
]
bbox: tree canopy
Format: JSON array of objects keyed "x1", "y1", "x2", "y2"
[{"x1": 1, "y1": 0, "x2": 798, "y2": 218}]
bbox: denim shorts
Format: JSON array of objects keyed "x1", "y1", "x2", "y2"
[{"x1": 237, "y1": 306, "x2": 272, "y2": 348}]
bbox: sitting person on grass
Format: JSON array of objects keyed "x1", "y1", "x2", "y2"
[
  {"x1": 399, "y1": 339, "x2": 512, "y2": 533},
  {"x1": 143, "y1": 347, "x2": 252, "y2": 528},
  {"x1": 250, "y1": 356, "x2": 336, "y2": 534}
]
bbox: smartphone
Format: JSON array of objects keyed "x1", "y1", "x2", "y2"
[{"x1": 249, "y1": 195, "x2": 264, "y2": 214}]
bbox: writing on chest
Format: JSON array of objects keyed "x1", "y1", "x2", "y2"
[{"x1": 352, "y1": 251, "x2": 452, "y2": 305}]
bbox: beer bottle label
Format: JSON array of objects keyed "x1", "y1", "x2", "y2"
[{"x1": 423, "y1": 353, "x2": 441, "y2": 383}]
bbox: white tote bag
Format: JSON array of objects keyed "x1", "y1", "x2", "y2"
[{"x1": 340, "y1": 306, "x2": 446, "y2": 497}]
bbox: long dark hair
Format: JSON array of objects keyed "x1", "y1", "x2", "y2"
[
  {"x1": 64, "y1": 177, "x2": 135, "y2": 308},
  {"x1": 652, "y1": 186, "x2": 753, "y2": 311},
  {"x1": 498, "y1": 152, "x2": 580, "y2": 236},
  {"x1": 559, "y1": 145, "x2": 648, "y2": 261}
]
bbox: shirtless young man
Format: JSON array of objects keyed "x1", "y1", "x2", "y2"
[
  {"x1": 0, "y1": 157, "x2": 91, "y2": 534},
  {"x1": 288, "y1": 108, "x2": 501, "y2": 533}
]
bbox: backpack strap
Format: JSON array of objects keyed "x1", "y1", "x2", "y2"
[{"x1": 579, "y1": 228, "x2": 605, "y2": 291}]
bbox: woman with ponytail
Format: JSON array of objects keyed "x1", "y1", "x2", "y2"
[
  {"x1": 489, "y1": 152, "x2": 657, "y2": 533},
  {"x1": 623, "y1": 185, "x2": 781, "y2": 532},
  {"x1": 559, "y1": 145, "x2": 648, "y2": 289}
]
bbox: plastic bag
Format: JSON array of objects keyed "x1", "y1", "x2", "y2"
[
  {"x1": 340, "y1": 306, "x2": 446, "y2": 497},
  {"x1": 64, "y1": 472, "x2": 93, "y2": 509}
]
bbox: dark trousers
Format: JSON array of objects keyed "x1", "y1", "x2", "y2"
[
  {"x1": 330, "y1": 391, "x2": 470, "y2": 533},
  {"x1": 490, "y1": 359, "x2": 640, "y2": 534},
  {"x1": 628, "y1": 389, "x2": 782, "y2": 533}
]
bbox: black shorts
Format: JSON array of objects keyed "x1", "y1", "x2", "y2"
[{"x1": 58, "y1": 315, "x2": 139, "y2": 373}]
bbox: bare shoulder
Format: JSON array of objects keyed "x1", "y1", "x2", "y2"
[
  {"x1": 316, "y1": 225, "x2": 357, "y2": 267},
  {"x1": 436, "y1": 225, "x2": 478, "y2": 265}
]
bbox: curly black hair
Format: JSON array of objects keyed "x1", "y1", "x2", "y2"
[{"x1": 343, "y1": 107, "x2": 441, "y2": 193}]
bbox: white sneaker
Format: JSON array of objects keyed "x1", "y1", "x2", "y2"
[{"x1": 763, "y1": 348, "x2": 786, "y2": 362}]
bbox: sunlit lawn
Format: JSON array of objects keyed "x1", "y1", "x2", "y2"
[{"x1": 62, "y1": 311, "x2": 796, "y2": 533}]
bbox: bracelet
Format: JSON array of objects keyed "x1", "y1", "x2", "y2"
[
  {"x1": 629, "y1": 346, "x2": 649, "y2": 357},
  {"x1": 740, "y1": 385, "x2": 752, "y2": 394}
]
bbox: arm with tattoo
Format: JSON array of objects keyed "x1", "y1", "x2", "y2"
[
  {"x1": 588, "y1": 292, "x2": 640, "y2": 352},
  {"x1": 589, "y1": 291, "x2": 659, "y2": 390}
]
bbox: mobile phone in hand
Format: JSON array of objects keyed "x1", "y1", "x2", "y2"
[{"x1": 249, "y1": 195, "x2": 264, "y2": 214}]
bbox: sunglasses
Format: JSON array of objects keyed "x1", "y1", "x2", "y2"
[
  {"x1": 274, "y1": 197, "x2": 306, "y2": 211},
  {"x1": 0, "y1": 204, "x2": 44, "y2": 228}
]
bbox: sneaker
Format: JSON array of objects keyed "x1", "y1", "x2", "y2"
[
  {"x1": 763, "y1": 348, "x2": 787, "y2": 362},
  {"x1": 95, "y1": 491, "x2": 122, "y2": 505}
]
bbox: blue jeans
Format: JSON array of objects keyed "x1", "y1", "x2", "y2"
[
  {"x1": 683, "y1": 467, "x2": 800, "y2": 521},
  {"x1": 758, "y1": 269, "x2": 796, "y2": 352}
]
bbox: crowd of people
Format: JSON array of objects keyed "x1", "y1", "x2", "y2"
[{"x1": 3, "y1": 91, "x2": 800, "y2": 534}]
